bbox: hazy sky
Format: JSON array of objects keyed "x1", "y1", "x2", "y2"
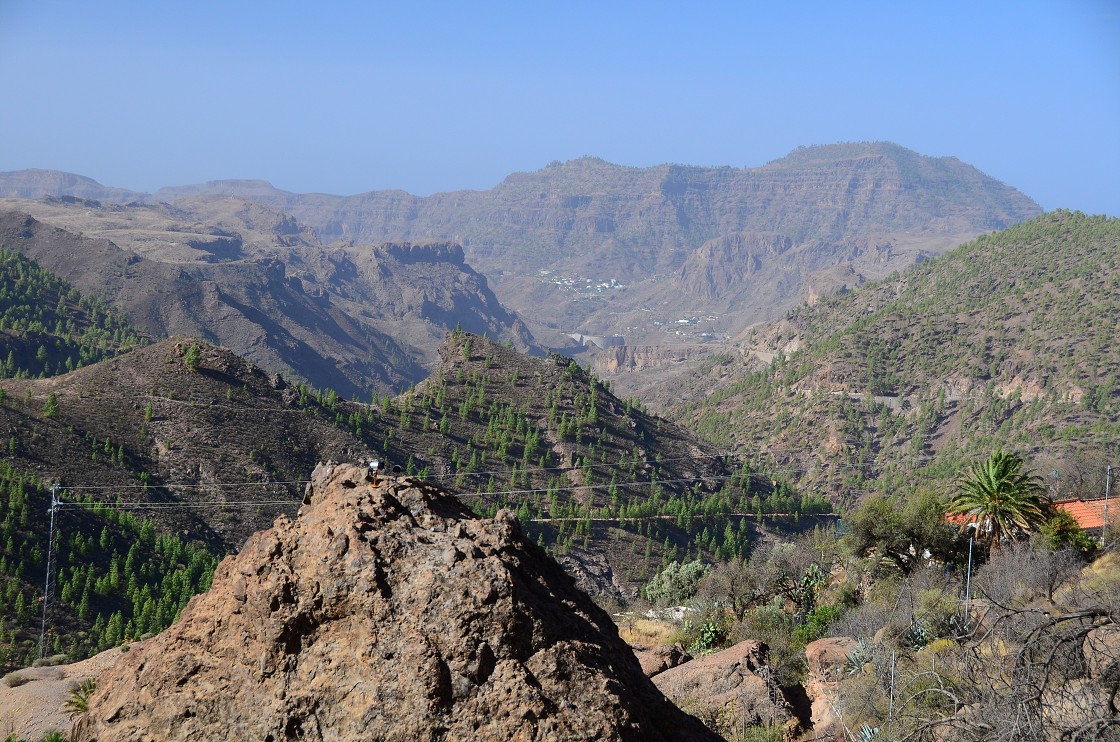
[{"x1": 2, "y1": 1, "x2": 1118, "y2": 215}]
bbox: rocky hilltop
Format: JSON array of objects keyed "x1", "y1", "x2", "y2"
[
  {"x1": 0, "y1": 169, "x2": 140, "y2": 202},
  {"x1": 74, "y1": 463, "x2": 719, "y2": 741},
  {"x1": 0, "y1": 338, "x2": 382, "y2": 549}
]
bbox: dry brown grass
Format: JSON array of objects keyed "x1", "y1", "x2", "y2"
[
  {"x1": 1073, "y1": 550, "x2": 1120, "y2": 604},
  {"x1": 616, "y1": 616, "x2": 677, "y2": 649}
]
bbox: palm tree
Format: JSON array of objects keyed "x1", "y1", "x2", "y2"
[{"x1": 950, "y1": 450, "x2": 1051, "y2": 552}]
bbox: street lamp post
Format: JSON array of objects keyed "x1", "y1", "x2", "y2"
[{"x1": 963, "y1": 522, "x2": 978, "y2": 635}]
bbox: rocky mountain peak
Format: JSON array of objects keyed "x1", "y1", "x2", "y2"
[{"x1": 74, "y1": 462, "x2": 717, "y2": 741}]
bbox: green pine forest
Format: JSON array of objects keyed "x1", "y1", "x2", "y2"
[
  {"x1": 282, "y1": 329, "x2": 834, "y2": 577},
  {"x1": 0, "y1": 248, "x2": 145, "y2": 379},
  {"x1": 675, "y1": 210, "x2": 1120, "y2": 500},
  {"x1": 0, "y1": 462, "x2": 217, "y2": 673}
]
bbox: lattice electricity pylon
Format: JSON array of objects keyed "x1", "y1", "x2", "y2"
[{"x1": 38, "y1": 483, "x2": 61, "y2": 659}]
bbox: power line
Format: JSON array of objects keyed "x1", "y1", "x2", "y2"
[
  {"x1": 45, "y1": 439, "x2": 1100, "y2": 507},
  {"x1": 38, "y1": 483, "x2": 61, "y2": 659},
  {"x1": 59, "y1": 480, "x2": 312, "y2": 491},
  {"x1": 47, "y1": 469, "x2": 826, "y2": 514},
  {"x1": 56, "y1": 499, "x2": 301, "y2": 511}
]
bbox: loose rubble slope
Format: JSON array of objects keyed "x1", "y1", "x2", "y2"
[{"x1": 74, "y1": 463, "x2": 719, "y2": 741}]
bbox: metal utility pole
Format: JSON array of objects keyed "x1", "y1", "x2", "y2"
[
  {"x1": 1105, "y1": 466, "x2": 1112, "y2": 540},
  {"x1": 963, "y1": 522, "x2": 977, "y2": 635},
  {"x1": 38, "y1": 483, "x2": 61, "y2": 659},
  {"x1": 889, "y1": 648, "x2": 897, "y2": 722}
]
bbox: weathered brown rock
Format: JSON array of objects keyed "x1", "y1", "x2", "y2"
[
  {"x1": 635, "y1": 643, "x2": 692, "y2": 677},
  {"x1": 803, "y1": 676, "x2": 845, "y2": 742},
  {"x1": 805, "y1": 636, "x2": 858, "y2": 680},
  {"x1": 651, "y1": 640, "x2": 797, "y2": 733},
  {"x1": 803, "y1": 637, "x2": 858, "y2": 742},
  {"x1": 74, "y1": 463, "x2": 719, "y2": 741}
]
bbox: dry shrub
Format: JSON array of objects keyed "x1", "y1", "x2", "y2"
[
  {"x1": 1079, "y1": 550, "x2": 1120, "y2": 596},
  {"x1": 4, "y1": 671, "x2": 29, "y2": 688},
  {"x1": 32, "y1": 653, "x2": 69, "y2": 667}
]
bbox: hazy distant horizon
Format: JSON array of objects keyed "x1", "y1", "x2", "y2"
[
  {"x1": 1, "y1": 1, "x2": 1117, "y2": 216},
  {"x1": 0, "y1": 142, "x2": 1050, "y2": 209}
]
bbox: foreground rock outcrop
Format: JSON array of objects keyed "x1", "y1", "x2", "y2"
[
  {"x1": 652, "y1": 641, "x2": 799, "y2": 735},
  {"x1": 74, "y1": 463, "x2": 719, "y2": 741},
  {"x1": 803, "y1": 637, "x2": 859, "y2": 742}
]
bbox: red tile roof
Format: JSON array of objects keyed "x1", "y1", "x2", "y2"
[
  {"x1": 945, "y1": 512, "x2": 976, "y2": 527},
  {"x1": 945, "y1": 498, "x2": 1113, "y2": 531},
  {"x1": 1055, "y1": 498, "x2": 1113, "y2": 531}
]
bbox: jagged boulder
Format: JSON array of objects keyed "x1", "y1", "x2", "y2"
[
  {"x1": 74, "y1": 463, "x2": 719, "y2": 741},
  {"x1": 651, "y1": 640, "x2": 798, "y2": 734},
  {"x1": 635, "y1": 643, "x2": 692, "y2": 678},
  {"x1": 805, "y1": 636, "x2": 858, "y2": 680}
]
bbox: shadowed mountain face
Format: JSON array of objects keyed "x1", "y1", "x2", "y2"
[
  {"x1": 167, "y1": 143, "x2": 1042, "y2": 339},
  {"x1": 1, "y1": 143, "x2": 1042, "y2": 350},
  {"x1": 0, "y1": 198, "x2": 537, "y2": 396}
]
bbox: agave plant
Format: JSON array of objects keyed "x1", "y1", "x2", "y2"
[
  {"x1": 64, "y1": 677, "x2": 97, "y2": 718},
  {"x1": 856, "y1": 723, "x2": 881, "y2": 741}
]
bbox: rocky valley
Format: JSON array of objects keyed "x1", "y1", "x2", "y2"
[
  {"x1": 1, "y1": 148, "x2": 1117, "y2": 740},
  {"x1": 0, "y1": 201, "x2": 535, "y2": 398}
]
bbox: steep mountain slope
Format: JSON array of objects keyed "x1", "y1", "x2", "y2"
[
  {"x1": 0, "y1": 328, "x2": 413, "y2": 668},
  {"x1": 0, "y1": 326, "x2": 822, "y2": 616},
  {"x1": 0, "y1": 201, "x2": 534, "y2": 396},
  {"x1": 287, "y1": 239, "x2": 536, "y2": 360},
  {"x1": 670, "y1": 210, "x2": 1120, "y2": 500},
  {"x1": 0, "y1": 340, "x2": 380, "y2": 548},
  {"x1": 0, "y1": 256, "x2": 825, "y2": 674},
  {"x1": 0, "y1": 463, "x2": 219, "y2": 672},
  {"x1": 1, "y1": 143, "x2": 1042, "y2": 345}
]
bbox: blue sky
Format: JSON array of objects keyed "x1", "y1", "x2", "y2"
[{"x1": 1, "y1": 1, "x2": 1117, "y2": 215}]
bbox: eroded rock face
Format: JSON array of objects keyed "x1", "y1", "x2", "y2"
[
  {"x1": 803, "y1": 637, "x2": 859, "y2": 742},
  {"x1": 74, "y1": 463, "x2": 718, "y2": 741},
  {"x1": 805, "y1": 636, "x2": 858, "y2": 680}
]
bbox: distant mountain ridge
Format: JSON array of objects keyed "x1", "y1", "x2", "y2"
[
  {"x1": 0, "y1": 143, "x2": 1043, "y2": 346},
  {"x1": 0, "y1": 169, "x2": 141, "y2": 202}
]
